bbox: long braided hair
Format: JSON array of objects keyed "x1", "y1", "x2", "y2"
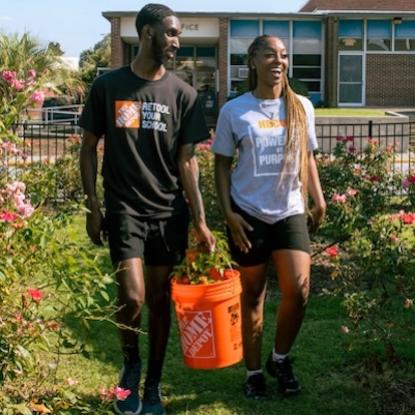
[{"x1": 247, "y1": 35, "x2": 309, "y2": 204}]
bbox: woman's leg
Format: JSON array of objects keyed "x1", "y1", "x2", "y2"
[
  {"x1": 271, "y1": 249, "x2": 310, "y2": 354},
  {"x1": 240, "y1": 263, "x2": 268, "y2": 370}
]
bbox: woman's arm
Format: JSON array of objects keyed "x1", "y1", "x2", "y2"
[
  {"x1": 215, "y1": 154, "x2": 252, "y2": 253},
  {"x1": 307, "y1": 151, "x2": 326, "y2": 232}
]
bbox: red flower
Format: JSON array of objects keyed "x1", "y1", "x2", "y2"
[
  {"x1": 325, "y1": 246, "x2": 339, "y2": 258},
  {"x1": 27, "y1": 288, "x2": 43, "y2": 303},
  {"x1": 399, "y1": 212, "x2": 415, "y2": 225},
  {"x1": 0, "y1": 211, "x2": 19, "y2": 222}
]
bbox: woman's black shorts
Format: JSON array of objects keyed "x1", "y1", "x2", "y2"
[{"x1": 227, "y1": 202, "x2": 310, "y2": 267}]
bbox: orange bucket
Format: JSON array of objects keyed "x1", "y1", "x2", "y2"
[{"x1": 171, "y1": 272, "x2": 243, "y2": 369}]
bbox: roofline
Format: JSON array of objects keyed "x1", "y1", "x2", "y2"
[
  {"x1": 102, "y1": 11, "x2": 324, "y2": 20},
  {"x1": 309, "y1": 10, "x2": 415, "y2": 15}
]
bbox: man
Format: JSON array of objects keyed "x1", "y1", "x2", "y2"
[{"x1": 79, "y1": 4, "x2": 215, "y2": 415}]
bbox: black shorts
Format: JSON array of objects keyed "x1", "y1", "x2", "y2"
[
  {"x1": 105, "y1": 212, "x2": 189, "y2": 266},
  {"x1": 227, "y1": 203, "x2": 310, "y2": 267}
]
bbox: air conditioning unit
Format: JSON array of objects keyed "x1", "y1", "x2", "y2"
[{"x1": 238, "y1": 67, "x2": 249, "y2": 79}]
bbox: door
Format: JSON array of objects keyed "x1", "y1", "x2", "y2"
[{"x1": 338, "y1": 54, "x2": 364, "y2": 106}]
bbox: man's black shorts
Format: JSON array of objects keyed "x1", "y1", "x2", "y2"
[
  {"x1": 105, "y1": 212, "x2": 189, "y2": 266},
  {"x1": 227, "y1": 202, "x2": 310, "y2": 267}
]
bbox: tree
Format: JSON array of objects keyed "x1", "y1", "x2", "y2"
[{"x1": 79, "y1": 34, "x2": 111, "y2": 86}]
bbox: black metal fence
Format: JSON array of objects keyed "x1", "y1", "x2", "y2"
[{"x1": 5, "y1": 120, "x2": 415, "y2": 202}]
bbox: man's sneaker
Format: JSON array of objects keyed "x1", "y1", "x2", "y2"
[
  {"x1": 113, "y1": 361, "x2": 142, "y2": 415},
  {"x1": 142, "y1": 381, "x2": 165, "y2": 415},
  {"x1": 243, "y1": 373, "x2": 267, "y2": 399},
  {"x1": 266, "y1": 354, "x2": 301, "y2": 395}
]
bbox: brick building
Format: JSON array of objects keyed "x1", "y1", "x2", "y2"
[{"x1": 103, "y1": 0, "x2": 415, "y2": 114}]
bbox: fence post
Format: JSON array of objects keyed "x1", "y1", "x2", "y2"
[{"x1": 368, "y1": 120, "x2": 373, "y2": 138}]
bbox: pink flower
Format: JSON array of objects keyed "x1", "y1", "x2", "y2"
[
  {"x1": 27, "y1": 69, "x2": 36, "y2": 79},
  {"x1": 113, "y1": 387, "x2": 131, "y2": 401},
  {"x1": 346, "y1": 136, "x2": 354, "y2": 142},
  {"x1": 31, "y1": 90, "x2": 44, "y2": 104},
  {"x1": 27, "y1": 288, "x2": 43, "y2": 303},
  {"x1": 0, "y1": 211, "x2": 19, "y2": 222},
  {"x1": 368, "y1": 175, "x2": 381, "y2": 183},
  {"x1": 346, "y1": 187, "x2": 358, "y2": 197},
  {"x1": 17, "y1": 203, "x2": 34, "y2": 218},
  {"x1": 348, "y1": 145, "x2": 357, "y2": 154},
  {"x1": 325, "y1": 245, "x2": 339, "y2": 258},
  {"x1": 11, "y1": 78, "x2": 25, "y2": 91},
  {"x1": 331, "y1": 193, "x2": 347, "y2": 203},
  {"x1": 66, "y1": 377, "x2": 78, "y2": 386},
  {"x1": 1, "y1": 70, "x2": 17, "y2": 84},
  {"x1": 367, "y1": 138, "x2": 379, "y2": 146},
  {"x1": 340, "y1": 325, "x2": 350, "y2": 334},
  {"x1": 336, "y1": 136, "x2": 347, "y2": 142}
]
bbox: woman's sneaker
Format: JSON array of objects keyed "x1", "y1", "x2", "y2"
[
  {"x1": 243, "y1": 373, "x2": 267, "y2": 399},
  {"x1": 113, "y1": 360, "x2": 142, "y2": 415},
  {"x1": 142, "y1": 380, "x2": 165, "y2": 415},
  {"x1": 265, "y1": 354, "x2": 301, "y2": 395}
]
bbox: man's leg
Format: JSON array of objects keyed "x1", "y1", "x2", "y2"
[
  {"x1": 144, "y1": 265, "x2": 172, "y2": 384},
  {"x1": 114, "y1": 257, "x2": 145, "y2": 415}
]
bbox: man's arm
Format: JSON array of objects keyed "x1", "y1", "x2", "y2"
[
  {"x1": 79, "y1": 130, "x2": 104, "y2": 245},
  {"x1": 177, "y1": 143, "x2": 215, "y2": 252},
  {"x1": 307, "y1": 151, "x2": 326, "y2": 232}
]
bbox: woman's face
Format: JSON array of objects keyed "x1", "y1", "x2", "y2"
[{"x1": 252, "y1": 37, "x2": 288, "y2": 89}]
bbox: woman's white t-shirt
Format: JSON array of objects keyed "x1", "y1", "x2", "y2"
[{"x1": 212, "y1": 92, "x2": 318, "y2": 224}]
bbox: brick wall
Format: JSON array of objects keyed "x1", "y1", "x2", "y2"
[
  {"x1": 218, "y1": 17, "x2": 229, "y2": 109},
  {"x1": 110, "y1": 17, "x2": 124, "y2": 68},
  {"x1": 366, "y1": 54, "x2": 415, "y2": 106}
]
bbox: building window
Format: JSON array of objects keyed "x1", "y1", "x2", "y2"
[
  {"x1": 338, "y1": 20, "x2": 364, "y2": 51},
  {"x1": 263, "y1": 21, "x2": 289, "y2": 52},
  {"x1": 367, "y1": 20, "x2": 391, "y2": 51},
  {"x1": 293, "y1": 21, "x2": 322, "y2": 104},
  {"x1": 395, "y1": 20, "x2": 415, "y2": 51},
  {"x1": 230, "y1": 20, "x2": 259, "y2": 37}
]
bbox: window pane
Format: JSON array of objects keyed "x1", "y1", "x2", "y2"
[
  {"x1": 196, "y1": 47, "x2": 215, "y2": 57},
  {"x1": 395, "y1": 38, "x2": 415, "y2": 51},
  {"x1": 293, "y1": 54, "x2": 321, "y2": 66},
  {"x1": 395, "y1": 21, "x2": 415, "y2": 51},
  {"x1": 339, "y1": 84, "x2": 362, "y2": 103},
  {"x1": 338, "y1": 38, "x2": 363, "y2": 51},
  {"x1": 231, "y1": 20, "x2": 259, "y2": 37},
  {"x1": 339, "y1": 55, "x2": 362, "y2": 83},
  {"x1": 367, "y1": 20, "x2": 391, "y2": 37},
  {"x1": 293, "y1": 21, "x2": 322, "y2": 54},
  {"x1": 230, "y1": 38, "x2": 253, "y2": 54},
  {"x1": 230, "y1": 54, "x2": 248, "y2": 65},
  {"x1": 367, "y1": 39, "x2": 391, "y2": 51},
  {"x1": 230, "y1": 80, "x2": 248, "y2": 97},
  {"x1": 176, "y1": 47, "x2": 193, "y2": 57},
  {"x1": 293, "y1": 67, "x2": 321, "y2": 79},
  {"x1": 395, "y1": 20, "x2": 415, "y2": 38},
  {"x1": 339, "y1": 20, "x2": 363, "y2": 38},
  {"x1": 263, "y1": 21, "x2": 289, "y2": 38},
  {"x1": 302, "y1": 81, "x2": 320, "y2": 92},
  {"x1": 293, "y1": 21, "x2": 321, "y2": 38}
]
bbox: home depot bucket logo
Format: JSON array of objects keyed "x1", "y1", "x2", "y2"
[
  {"x1": 115, "y1": 101, "x2": 141, "y2": 128},
  {"x1": 178, "y1": 310, "x2": 215, "y2": 358}
]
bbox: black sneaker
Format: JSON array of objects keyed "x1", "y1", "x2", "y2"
[
  {"x1": 243, "y1": 373, "x2": 267, "y2": 399},
  {"x1": 113, "y1": 360, "x2": 142, "y2": 415},
  {"x1": 266, "y1": 354, "x2": 301, "y2": 395},
  {"x1": 142, "y1": 380, "x2": 165, "y2": 415}
]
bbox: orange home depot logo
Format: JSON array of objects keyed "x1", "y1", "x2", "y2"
[
  {"x1": 115, "y1": 101, "x2": 141, "y2": 128},
  {"x1": 178, "y1": 310, "x2": 215, "y2": 358},
  {"x1": 258, "y1": 119, "x2": 287, "y2": 129}
]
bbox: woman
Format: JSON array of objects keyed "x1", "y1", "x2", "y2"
[{"x1": 213, "y1": 35, "x2": 326, "y2": 399}]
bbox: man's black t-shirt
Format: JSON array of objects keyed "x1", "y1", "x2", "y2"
[{"x1": 79, "y1": 66, "x2": 209, "y2": 218}]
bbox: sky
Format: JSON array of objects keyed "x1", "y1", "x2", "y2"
[{"x1": 0, "y1": 0, "x2": 307, "y2": 58}]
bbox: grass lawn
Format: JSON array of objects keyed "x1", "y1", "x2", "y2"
[
  {"x1": 51, "y1": 215, "x2": 415, "y2": 414},
  {"x1": 315, "y1": 108, "x2": 387, "y2": 117}
]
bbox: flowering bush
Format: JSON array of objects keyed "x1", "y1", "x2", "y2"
[
  {"x1": 402, "y1": 172, "x2": 415, "y2": 209},
  {"x1": 317, "y1": 138, "x2": 398, "y2": 242},
  {"x1": 328, "y1": 212, "x2": 415, "y2": 360},
  {"x1": 173, "y1": 231, "x2": 238, "y2": 285}
]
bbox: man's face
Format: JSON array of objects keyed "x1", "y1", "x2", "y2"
[{"x1": 151, "y1": 16, "x2": 181, "y2": 65}]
